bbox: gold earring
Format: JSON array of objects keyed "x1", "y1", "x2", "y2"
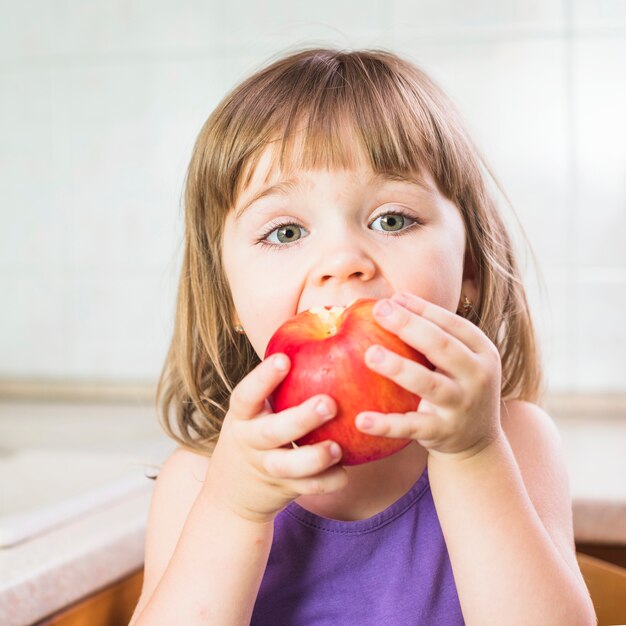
[{"x1": 460, "y1": 296, "x2": 473, "y2": 317}]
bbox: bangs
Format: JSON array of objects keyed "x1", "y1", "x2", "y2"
[{"x1": 207, "y1": 48, "x2": 463, "y2": 211}]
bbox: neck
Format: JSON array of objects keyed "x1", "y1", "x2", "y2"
[{"x1": 295, "y1": 440, "x2": 428, "y2": 521}]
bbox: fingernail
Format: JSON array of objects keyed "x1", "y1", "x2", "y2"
[
  {"x1": 374, "y1": 300, "x2": 393, "y2": 317},
  {"x1": 329, "y1": 442, "x2": 341, "y2": 458},
  {"x1": 358, "y1": 415, "x2": 374, "y2": 430},
  {"x1": 273, "y1": 355, "x2": 288, "y2": 370},
  {"x1": 316, "y1": 400, "x2": 331, "y2": 417},
  {"x1": 368, "y1": 346, "x2": 385, "y2": 364}
]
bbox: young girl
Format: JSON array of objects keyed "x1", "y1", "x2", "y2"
[{"x1": 130, "y1": 47, "x2": 595, "y2": 625}]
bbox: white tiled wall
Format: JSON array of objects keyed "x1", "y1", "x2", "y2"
[{"x1": 1, "y1": 1, "x2": 625, "y2": 391}]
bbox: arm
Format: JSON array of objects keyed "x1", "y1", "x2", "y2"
[
  {"x1": 354, "y1": 292, "x2": 595, "y2": 625},
  {"x1": 428, "y1": 404, "x2": 596, "y2": 626},
  {"x1": 131, "y1": 461, "x2": 274, "y2": 626},
  {"x1": 130, "y1": 354, "x2": 347, "y2": 625}
]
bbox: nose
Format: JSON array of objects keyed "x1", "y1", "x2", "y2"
[{"x1": 310, "y1": 234, "x2": 377, "y2": 285}]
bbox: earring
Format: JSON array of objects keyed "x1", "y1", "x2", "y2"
[
  {"x1": 460, "y1": 295, "x2": 473, "y2": 317},
  {"x1": 234, "y1": 325, "x2": 246, "y2": 334}
]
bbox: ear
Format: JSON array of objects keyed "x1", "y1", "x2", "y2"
[{"x1": 458, "y1": 246, "x2": 480, "y2": 313}]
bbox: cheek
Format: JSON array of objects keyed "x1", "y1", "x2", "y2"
[
  {"x1": 222, "y1": 242, "x2": 302, "y2": 357},
  {"x1": 436, "y1": 256, "x2": 464, "y2": 309},
  {"x1": 231, "y1": 278, "x2": 300, "y2": 359},
  {"x1": 428, "y1": 219, "x2": 467, "y2": 309},
  {"x1": 400, "y1": 243, "x2": 464, "y2": 312},
  {"x1": 245, "y1": 308, "x2": 297, "y2": 360}
]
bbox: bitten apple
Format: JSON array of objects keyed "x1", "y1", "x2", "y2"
[{"x1": 264, "y1": 298, "x2": 435, "y2": 465}]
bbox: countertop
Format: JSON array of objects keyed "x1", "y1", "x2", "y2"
[
  {"x1": 0, "y1": 486, "x2": 154, "y2": 626},
  {"x1": 0, "y1": 399, "x2": 174, "y2": 626},
  {"x1": 0, "y1": 395, "x2": 625, "y2": 626}
]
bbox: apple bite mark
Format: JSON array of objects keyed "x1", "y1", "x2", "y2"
[
  {"x1": 307, "y1": 306, "x2": 348, "y2": 337},
  {"x1": 264, "y1": 298, "x2": 435, "y2": 465}
]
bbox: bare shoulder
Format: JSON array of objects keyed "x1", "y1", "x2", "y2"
[
  {"x1": 157, "y1": 444, "x2": 212, "y2": 486},
  {"x1": 130, "y1": 445, "x2": 211, "y2": 623},
  {"x1": 500, "y1": 399, "x2": 566, "y2": 487},
  {"x1": 500, "y1": 399, "x2": 568, "y2": 504},
  {"x1": 501, "y1": 399, "x2": 562, "y2": 448},
  {"x1": 500, "y1": 400, "x2": 583, "y2": 579},
  {"x1": 145, "y1": 445, "x2": 211, "y2": 568}
]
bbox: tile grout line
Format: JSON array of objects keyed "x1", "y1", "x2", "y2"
[{"x1": 563, "y1": 0, "x2": 580, "y2": 389}]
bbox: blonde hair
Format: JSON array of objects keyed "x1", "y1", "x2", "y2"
[{"x1": 156, "y1": 46, "x2": 546, "y2": 456}]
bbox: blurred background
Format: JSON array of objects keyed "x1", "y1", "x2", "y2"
[
  {"x1": 1, "y1": 1, "x2": 626, "y2": 394},
  {"x1": 1, "y1": 2, "x2": 625, "y2": 625}
]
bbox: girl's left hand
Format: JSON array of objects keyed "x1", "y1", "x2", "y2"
[{"x1": 355, "y1": 291, "x2": 504, "y2": 461}]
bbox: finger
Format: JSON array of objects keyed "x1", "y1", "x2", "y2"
[
  {"x1": 373, "y1": 298, "x2": 477, "y2": 378},
  {"x1": 262, "y1": 440, "x2": 343, "y2": 479},
  {"x1": 355, "y1": 409, "x2": 442, "y2": 445},
  {"x1": 229, "y1": 353, "x2": 290, "y2": 420},
  {"x1": 391, "y1": 292, "x2": 486, "y2": 354},
  {"x1": 250, "y1": 394, "x2": 337, "y2": 450},
  {"x1": 364, "y1": 344, "x2": 463, "y2": 407},
  {"x1": 290, "y1": 464, "x2": 350, "y2": 497}
]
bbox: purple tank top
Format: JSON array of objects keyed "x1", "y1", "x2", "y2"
[{"x1": 251, "y1": 467, "x2": 465, "y2": 625}]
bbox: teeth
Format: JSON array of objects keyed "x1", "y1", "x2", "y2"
[{"x1": 307, "y1": 298, "x2": 359, "y2": 316}]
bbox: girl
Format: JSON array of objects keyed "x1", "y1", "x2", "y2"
[{"x1": 130, "y1": 47, "x2": 595, "y2": 625}]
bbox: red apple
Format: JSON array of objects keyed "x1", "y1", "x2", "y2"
[{"x1": 264, "y1": 298, "x2": 435, "y2": 465}]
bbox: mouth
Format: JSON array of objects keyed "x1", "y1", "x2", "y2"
[
  {"x1": 308, "y1": 304, "x2": 347, "y2": 314},
  {"x1": 305, "y1": 298, "x2": 363, "y2": 315}
]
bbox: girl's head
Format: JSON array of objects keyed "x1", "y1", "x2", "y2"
[{"x1": 158, "y1": 46, "x2": 545, "y2": 454}]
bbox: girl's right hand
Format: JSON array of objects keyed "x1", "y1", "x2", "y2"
[{"x1": 203, "y1": 353, "x2": 348, "y2": 524}]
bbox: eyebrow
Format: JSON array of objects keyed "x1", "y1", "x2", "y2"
[
  {"x1": 235, "y1": 178, "x2": 301, "y2": 220},
  {"x1": 234, "y1": 172, "x2": 435, "y2": 221}
]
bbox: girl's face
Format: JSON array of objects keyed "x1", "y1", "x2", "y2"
[{"x1": 221, "y1": 146, "x2": 477, "y2": 359}]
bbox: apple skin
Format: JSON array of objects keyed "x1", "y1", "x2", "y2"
[{"x1": 264, "y1": 298, "x2": 435, "y2": 465}]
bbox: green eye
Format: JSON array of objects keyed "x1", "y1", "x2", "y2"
[
  {"x1": 275, "y1": 224, "x2": 303, "y2": 244},
  {"x1": 370, "y1": 211, "x2": 418, "y2": 233},
  {"x1": 378, "y1": 214, "x2": 405, "y2": 232},
  {"x1": 257, "y1": 209, "x2": 422, "y2": 251},
  {"x1": 259, "y1": 221, "x2": 310, "y2": 248}
]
